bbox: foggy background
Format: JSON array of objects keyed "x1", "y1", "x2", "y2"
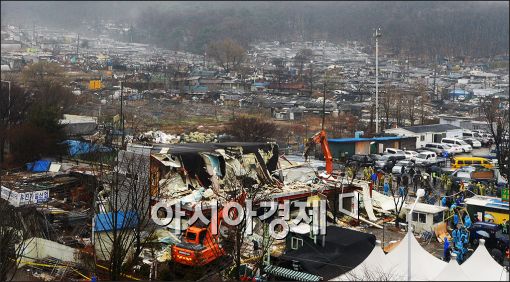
[{"x1": 2, "y1": 1, "x2": 509, "y2": 58}]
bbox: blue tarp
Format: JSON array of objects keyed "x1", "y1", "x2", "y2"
[
  {"x1": 26, "y1": 160, "x2": 51, "y2": 172},
  {"x1": 94, "y1": 211, "x2": 139, "y2": 232},
  {"x1": 62, "y1": 140, "x2": 112, "y2": 156}
]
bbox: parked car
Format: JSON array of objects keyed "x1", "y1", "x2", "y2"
[
  {"x1": 468, "y1": 130, "x2": 492, "y2": 146},
  {"x1": 374, "y1": 154, "x2": 406, "y2": 172},
  {"x1": 384, "y1": 148, "x2": 405, "y2": 155},
  {"x1": 423, "y1": 143, "x2": 449, "y2": 155},
  {"x1": 443, "y1": 143, "x2": 463, "y2": 155},
  {"x1": 441, "y1": 138, "x2": 472, "y2": 153},
  {"x1": 451, "y1": 157, "x2": 494, "y2": 169},
  {"x1": 414, "y1": 151, "x2": 438, "y2": 166},
  {"x1": 403, "y1": 150, "x2": 418, "y2": 161},
  {"x1": 468, "y1": 221, "x2": 509, "y2": 254},
  {"x1": 346, "y1": 154, "x2": 375, "y2": 167},
  {"x1": 462, "y1": 137, "x2": 482, "y2": 148},
  {"x1": 391, "y1": 160, "x2": 415, "y2": 175}
]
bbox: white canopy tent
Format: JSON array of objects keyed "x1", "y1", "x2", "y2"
[
  {"x1": 460, "y1": 239, "x2": 509, "y2": 281},
  {"x1": 433, "y1": 255, "x2": 471, "y2": 281},
  {"x1": 332, "y1": 236, "x2": 508, "y2": 281},
  {"x1": 333, "y1": 240, "x2": 405, "y2": 281},
  {"x1": 385, "y1": 233, "x2": 447, "y2": 280}
]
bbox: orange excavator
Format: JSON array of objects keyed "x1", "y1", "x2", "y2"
[
  {"x1": 171, "y1": 192, "x2": 247, "y2": 266},
  {"x1": 304, "y1": 129, "x2": 333, "y2": 175}
]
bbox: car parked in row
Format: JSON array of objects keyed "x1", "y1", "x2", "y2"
[
  {"x1": 441, "y1": 138, "x2": 472, "y2": 153},
  {"x1": 462, "y1": 137, "x2": 482, "y2": 148},
  {"x1": 414, "y1": 151, "x2": 438, "y2": 166},
  {"x1": 391, "y1": 160, "x2": 415, "y2": 175},
  {"x1": 383, "y1": 148, "x2": 405, "y2": 155},
  {"x1": 346, "y1": 154, "x2": 375, "y2": 167},
  {"x1": 404, "y1": 150, "x2": 418, "y2": 161},
  {"x1": 374, "y1": 154, "x2": 406, "y2": 172}
]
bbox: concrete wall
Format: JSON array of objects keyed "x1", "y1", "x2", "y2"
[{"x1": 17, "y1": 238, "x2": 80, "y2": 267}]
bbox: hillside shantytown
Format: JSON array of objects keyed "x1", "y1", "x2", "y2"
[{"x1": 1, "y1": 1, "x2": 509, "y2": 281}]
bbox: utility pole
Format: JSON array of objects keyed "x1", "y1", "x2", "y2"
[
  {"x1": 310, "y1": 60, "x2": 313, "y2": 97},
  {"x1": 120, "y1": 81, "x2": 125, "y2": 148},
  {"x1": 322, "y1": 82, "x2": 326, "y2": 130},
  {"x1": 433, "y1": 65, "x2": 437, "y2": 101},
  {"x1": 76, "y1": 34, "x2": 80, "y2": 58},
  {"x1": 374, "y1": 27, "x2": 381, "y2": 134}
]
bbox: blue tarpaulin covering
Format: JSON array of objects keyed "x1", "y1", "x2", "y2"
[
  {"x1": 26, "y1": 160, "x2": 51, "y2": 172},
  {"x1": 62, "y1": 140, "x2": 112, "y2": 156},
  {"x1": 94, "y1": 211, "x2": 138, "y2": 232}
]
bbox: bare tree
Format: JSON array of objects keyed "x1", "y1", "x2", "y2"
[
  {"x1": 91, "y1": 149, "x2": 155, "y2": 280},
  {"x1": 415, "y1": 80, "x2": 430, "y2": 125},
  {"x1": 481, "y1": 97, "x2": 510, "y2": 181},
  {"x1": 225, "y1": 116, "x2": 278, "y2": 142},
  {"x1": 207, "y1": 38, "x2": 246, "y2": 73},
  {"x1": 345, "y1": 264, "x2": 402, "y2": 281},
  {"x1": 387, "y1": 178, "x2": 409, "y2": 228},
  {"x1": 404, "y1": 91, "x2": 417, "y2": 126},
  {"x1": 0, "y1": 203, "x2": 38, "y2": 281},
  {"x1": 380, "y1": 83, "x2": 395, "y2": 128},
  {"x1": 293, "y1": 48, "x2": 313, "y2": 81}
]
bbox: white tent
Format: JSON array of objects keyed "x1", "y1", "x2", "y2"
[
  {"x1": 331, "y1": 236, "x2": 508, "y2": 281},
  {"x1": 460, "y1": 239, "x2": 509, "y2": 281},
  {"x1": 385, "y1": 233, "x2": 447, "y2": 280},
  {"x1": 333, "y1": 241, "x2": 405, "y2": 281},
  {"x1": 434, "y1": 255, "x2": 471, "y2": 281}
]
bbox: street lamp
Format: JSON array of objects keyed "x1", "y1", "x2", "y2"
[{"x1": 408, "y1": 188, "x2": 425, "y2": 281}]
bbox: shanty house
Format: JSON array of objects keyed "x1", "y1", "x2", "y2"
[
  {"x1": 327, "y1": 136, "x2": 417, "y2": 159},
  {"x1": 93, "y1": 211, "x2": 138, "y2": 261}
]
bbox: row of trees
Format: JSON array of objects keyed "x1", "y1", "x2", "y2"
[{"x1": 364, "y1": 80, "x2": 433, "y2": 135}]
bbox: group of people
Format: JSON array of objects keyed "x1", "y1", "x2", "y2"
[{"x1": 361, "y1": 165, "x2": 435, "y2": 198}]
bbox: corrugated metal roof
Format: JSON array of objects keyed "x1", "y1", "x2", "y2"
[
  {"x1": 399, "y1": 124, "x2": 461, "y2": 134},
  {"x1": 264, "y1": 265, "x2": 322, "y2": 281}
]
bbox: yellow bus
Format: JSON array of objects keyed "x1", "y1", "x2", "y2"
[{"x1": 451, "y1": 156, "x2": 493, "y2": 169}]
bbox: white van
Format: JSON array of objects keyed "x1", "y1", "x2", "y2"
[
  {"x1": 414, "y1": 151, "x2": 437, "y2": 166},
  {"x1": 441, "y1": 138, "x2": 472, "y2": 153},
  {"x1": 384, "y1": 148, "x2": 405, "y2": 155}
]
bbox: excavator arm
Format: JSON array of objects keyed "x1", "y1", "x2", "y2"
[{"x1": 304, "y1": 130, "x2": 333, "y2": 174}]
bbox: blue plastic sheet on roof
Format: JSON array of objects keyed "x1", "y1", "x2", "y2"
[
  {"x1": 26, "y1": 160, "x2": 51, "y2": 172},
  {"x1": 62, "y1": 140, "x2": 112, "y2": 156},
  {"x1": 94, "y1": 211, "x2": 139, "y2": 232}
]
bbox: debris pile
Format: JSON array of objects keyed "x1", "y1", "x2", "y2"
[
  {"x1": 180, "y1": 131, "x2": 217, "y2": 143},
  {"x1": 137, "y1": 130, "x2": 181, "y2": 144}
]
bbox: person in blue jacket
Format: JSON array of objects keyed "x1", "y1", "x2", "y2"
[
  {"x1": 464, "y1": 214, "x2": 472, "y2": 229},
  {"x1": 441, "y1": 196, "x2": 447, "y2": 207},
  {"x1": 443, "y1": 237, "x2": 451, "y2": 262},
  {"x1": 383, "y1": 182, "x2": 390, "y2": 196}
]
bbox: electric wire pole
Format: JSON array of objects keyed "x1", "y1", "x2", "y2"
[
  {"x1": 322, "y1": 82, "x2": 326, "y2": 131},
  {"x1": 374, "y1": 27, "x2": 381, "y2": 134}
]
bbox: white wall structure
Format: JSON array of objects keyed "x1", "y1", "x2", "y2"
[{"x1": 16, "y1": 237, "x2": 81, "y2": 267}]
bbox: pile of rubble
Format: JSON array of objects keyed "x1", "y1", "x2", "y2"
[
  {"x1": 181, "y1": 131, "x2": 217, "y2": 143},
  {"x1": 136, "y1": 130, "x2": 218, "y2": 144}
]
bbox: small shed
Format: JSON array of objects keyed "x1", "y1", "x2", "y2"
[{"x1": 403, "y1": 202, "x2": 448, "y2": 234}]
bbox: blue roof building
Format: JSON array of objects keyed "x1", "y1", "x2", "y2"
[
  {"x1": 94, "y1": 211, "x2": 138, "y2": 232},
  {"x1": 326, "y1": 136, "x2": 417, "y2": 159}
]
